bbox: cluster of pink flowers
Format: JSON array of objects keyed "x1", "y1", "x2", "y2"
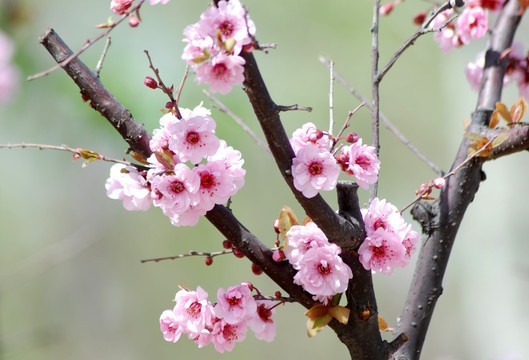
[
  {"x1": 431, "y1": 0, "x2": 500, "y2": 53},
  {"x1": 279, "y1": 222, "x2": 353, "y2": 304},
  {"x1": 466, "y1": 42, "x2": 529, "y2": 99},
  {"x1": 159, "y1": 283, "x2": 276, "y2": 353},
  {"x1": 181, "y1": 0, "x2": 256, "y2": 94},
  {"x1": 289, "y1": 122, "x2": 380, "y2": 198},
  {"x1": 110, "y1": 0, "x2": 169, "y2": 15},
  {"x1": 358, "y1": 198, "x2": 419, "y2": 275},
  {"x1": 105, "y1": 104, "x2": 245, "y2": 226},
  {"x1": 0, "y1": 30, "x2": 19, "y2": 105}
]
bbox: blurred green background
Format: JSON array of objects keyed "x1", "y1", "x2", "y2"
[{"x1": 1, "y1": 0, "x2": 528, "y2": 359}]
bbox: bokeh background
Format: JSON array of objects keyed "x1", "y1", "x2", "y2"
[{"x1": 1, "y1": 0, "x2": 528, "y2": 359}]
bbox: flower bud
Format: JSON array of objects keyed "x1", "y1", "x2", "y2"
[
  {"x1": 273, "y1": 219, "x2": 280, "y2": 234},
  {"x1": 144, "y1": 76, "x2": 158, "y2": 89},
  {"x1": 275, "y1": 291, "x2": 281, "y2": 298},
  {"x1": 413, "y1": 11, "x2": 427, "y2": 26},
  {"x1": 251, "y1": 263, "x2": 263, "y2": 275},
  {"x1": 379, "y1": 2, "x2": 394, "y2": 16},
  {"x1": 128, "y1": 14, "x2": 140, "y2": 27},
  {"x1": 222, "y1": 239, "x2": 233, "y2": 249},
  {"x1": 346, "y1": 132, "x2": 359, "y2": 144},
  {"x1": 272, "y1": 249, "x2": 285, "y2": 262},
  {"x1": 432, "y1": 177, "x2": 446, "y2": 189},
  {"x1": 205, "y1": 256, "x2": 213, "y2": 266},
  {"x1": 233, "y1": 248, "x2": 245, "y2": 258}
]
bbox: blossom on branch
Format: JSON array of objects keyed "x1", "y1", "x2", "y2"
[
  {"x1": 340, "y1": 139, "x2": 380, "y2": 190},
  {"x1": 105, "y1": 164, "x2": 151, "y2": 211}
]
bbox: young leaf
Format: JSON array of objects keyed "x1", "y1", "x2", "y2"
[
  {"x1": 306, "y1": 314, "x2": 332, "y2": 337},
  {"x1": 491, "y1": 133, "x2": 509, "y2": 149},
  {"x1": 489, "y1": 110, "x2": 500, "y2": 129},
  {"x1": 378, "y1": 315, "x2": 388, "y2": 331},
  {"x1": 510, "y1": 96, "x2": 527, "y2": 123},
  {"x1": 277, "y1": 206, "x2": 299, "y2": 241},
  {"x1": 305, "y1": 304, "x2": 330, "y2": 319},
  {"x1": 495, "y1": 102, "x2": 511, "y2": 122},
  {"x1": 328, "y1": 305, "x2": 350, "y2": 325}
]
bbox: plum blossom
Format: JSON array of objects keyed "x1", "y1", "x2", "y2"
[
  {"x1": 465, "y1": 52, "x2": 485, "y2": 91},
  {"x1": 173, "y1": 286, "x2": 214, "y2": 334},
  {"x1": 247, "y1": 301, "x2": 276, "y2": 342},
  {"x1": 431, "y1": 9, "x2": 463, "y2": 53},
  {"x1": 167, "y1": 111, "x2": 220, "y2": 164},
  {"x1": 148, "y1": 0, "x2": 170, "y2": 5},
  {"x1": 341, "y1": 139, "x2": 380, "y2": 190},
  {"x1": 358, "y1": 198, "x2": 419, "y2": 274},
  {"x1": 291, "y1": 143, "x2": 340, "y2": 198},
  {"x1": 214, "y1": 283, "x2": 257, "y2": 324},
  {"x1": 195, "y1": 53, "x2": 246, "y2": 94},
  {"x1": 358, "y1": 228, "x2": 406, "y2": 275},
  {"x1": 456, "y1": 7, "x2": 488, "y2": 45},
  {"x1": 293, "y1": 244, "x2": 353, "y2": 304},
  {"x1": 283, "y1": 222, "x2": 330, "y2": 269},
  {"x1": 194, "y1": 160, "x2": 236, "y2": 211},
  {"x1": 207, "y1": 140, "x2": 246, "y2": 191},
  {"x1": 210, "y1": 319, "x2": 247, "y2": 353},
  {"x1": 105, "y1": 164, "x2": 151, "y2": 211},
  {"x1": 160, "y1": 309, "x2": 183, "y2": 343},
  {"x1": 110, "y1": 0, "x2": 133, "y2": 14},
  {"x1": 290, "y1": 122, "x2": 330, "y2": 154}
]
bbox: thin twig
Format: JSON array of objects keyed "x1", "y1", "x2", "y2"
[
  {"x1": 140, "y1": 249, "x2": 234, "y2": 263},
  {"x1": 95, "y1": 36, "x2": 112, "y2": 78},
  {"x1": 203, "y1": 89, "x2": 271, "y2": 153},
  {"x1": 174, "y1": 65, "x2": 190, "y2": 108},
  {"x1": 399, "y1": 137, "x2": 494, "y2": 213},
  {"x1": 144, "y1": 50, "x2": 182, "y2": 119},
  {"x1": 371, "y1": 0, "x2": 381, "y2": 202},
  {"x1": 253, "y1": 294, "x2": 297, "y2": 303},
  {"x1": 375, "y1": 1, "x2": 452, "y2": 83},
  {"x1": 319, "y1": 57, "x2": 444, "y2": 176},
  {"x1": 27, "y1": 2, "x2": 144, "y2": 81},
  {"x1": 0, "y1": 143, "x2": 135, "y2": 166},
  {"x1": 328, "y1": 59, "x2": 335, "y2": 137},
  {"x1": 275, "y1": 104, "x2": 312, "y2": 112},
  {"x1": 330, "y1": 102, "x2": 366, "y2": 153}
]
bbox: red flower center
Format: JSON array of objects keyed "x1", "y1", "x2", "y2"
[
  {"x1": 186, "y1": 131, "x2": 200, "y2": 144},
  {"x1": 200, "y1": 173, "x2": 216, "y2": 189},
  {"x1": 309, "y1": 162, "x2": 323, "y2": 176},
  {"x1": 171, "y1": 180, "x2": 185, "y2": 194}
]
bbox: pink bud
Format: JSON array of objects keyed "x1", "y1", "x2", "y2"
[
  {"x1": 335, "y1": 153, "x2": 349, "y2": 172},
  {"x1": 273, "y1": 219, "x2": 280, "y2": 234},
  {"x1": 233, "y1": 248, "x2": 245, "y2": 258},
  {"x1": 205, "y1": 256, "x2": 213, "y2": 266},
  {"x1": 379, "y1": 2, "x2": 395, "y2": 16},
  {"x1": 144, "y1": 76, "x2": 158, "y2": 89},
  {"x1": 272, "y1": 249, "x2": 285, "y2": 262},
  {"x1": 413, "y1": 11, "x2": 427, "y2": 25},
  {"x1": 433, "y1": 177, "x2": 446, "y2": 189},
  {"x1": 222, "y1": 239, "x2": 233, "y2": 249},
  {"x1": 275, "y1": 291, "x2": 281, "y2": 298},
  {"x1": 128, "y1": 14, "x2": 140, "y2": 27},
  {"x1": 416, "y1": 183, "x2": 431, "y2": 196},
  {"x1": 251, "y1": 263, "x2": 263, "y2": 275},
  {"x1": 242, "y1": 281, "x2": 254, "y2": 291},
  {"x1": 346, "y1": 133, "x2": 359, "y2": 144}
]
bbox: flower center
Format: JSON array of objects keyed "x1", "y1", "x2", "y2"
[
  {"x1": 318, "y1": 261, "x2": 330, "y2": 275},
  {"x1": 186, "y1": 131, "x2": 200, "y2": 144},
  {"x1": 373, "y1": 246, "x2": 385, "y2": 257},
  {"x1": 373, "y1": 218, "x2": 386, "y2": 231},
  {"x1": 212, "y1": 63, "x2": 228, "y2": 78},
  {"x1": 309, "y1": 162, "x2": 323, "y2": 175},
  {"x1": 228, "y1": 296, "x2": 241, "y2": 306},
  {"x1": 223, "y1": 324, "x2": 237, "y2": 342},
  {"x1": 171, "y1": 180, "x2": 185, "y2": 194},
  {"x1": 187, "y1": 302, "x2": 202, "y2": 316},
  {"x1": 355, "y1": 155, "x2": 371, "y2": 170},
  {"x1": 219, "y1": 21, "x2": 234, "y2": 36},
  {"x1": 200, "y1": 173, "x2": 216, "y2": 189}
]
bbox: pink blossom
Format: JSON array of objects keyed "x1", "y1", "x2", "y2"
[
  {"x1": 433, "y1": 177, "x2": 446, "y2": 189},
  {"x1": 196, "y1": 53, "x2": 246, "y2": 94},
  {"x1": 0, "y1": 31, "x2": 19, "y2": 105},
  {"x1": 159, "y1": 309, "x2": 183, "y2": 343},
  {"x1": 210, "y1": 319, "x2": 247, "y2": 353},
  {"x1": 465, "y1": 52, "x2": 484, "y2": 91},
  {"x1": 214, "y1": 283, "x2": 257, "y2": 324},
  {"x1": 182, "y1": 23, "x2": 216, "y2": 66},
  {"x1": 341, "y1": 139, "x2": 380, "y2": 190},
  {"x1": 291, "y1": 144, "x2": 340, "y2": 198},
  {"x1": 167, "y1": 110, "x2": 220, "y2": 164},
  {"x1": 150, "y1": 163, "x2": 200, "y2": 217},
  {"x1": 293, "y1": 244, "x2": 353, "y2": 303},
  {"x1": 358, "y1": 228, "x2": 407, "y2": 275},
  {"x1": 361, "y1": 198, "x2": 406, "y2": 235},
  {"x1": 148, "y1": 0, "x2": 169, "y2": 5},
  {"x1": 247, "y1": 301, "x2": 276, "y2": 342},
  {"x1": 198, "y1": 0, "x2": 255, "y2": 55},
  {"x1": 207, "y1": 139, "x2": 246, "y2": 191},
  {"x1": 456, "y1": 7, "x2": 488, "y2": 44},
  {"x1": 284, "y1": 222, "x2": 330, "y2": 269},
  {"x1": 105, "y1": 164, "x2": 151, "y2": 211},
  {"x1": 401, "y1": 225, "x2": 419, "y2": 265},
  {"x1": 110, "y1": 0, "x2": 134, "y2": 15},
  {"x1": 290, "y1": 122, "x2": 330, "y2": 154},
  {"x1": 194, "y1": 160, "x2": 236, "y2": 211},
  {"x1": 431, "y1": 9, "x2": 463, "y2": 53},
  {"x1": 173, "y1": 286, "x2": 214, "y2": 334},
  {"x1": 169, "y1": 202, "x2": 207, "y2": 227}
]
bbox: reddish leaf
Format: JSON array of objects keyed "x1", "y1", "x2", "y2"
[{"x1": 510, "y1": 96, "x2": 527, "y2": 123}]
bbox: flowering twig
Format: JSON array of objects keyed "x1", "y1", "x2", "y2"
[
  {"x1": 399, "y1": 137, "x2": 494, "y2": 213},
  {"x1": 319, "y1": 57, "x2": 444, "y2": 176},
  {"x1": 328, "y1": 59, "x2": 335, "y2": 137},
  {"x1": 95, "y1": 36, "x2": 112, "y2": 78},
  {"x1": 330, "y1": 102, "x2": 366, "y2": 153},
  {"x1": 27, "y1": 2, "x2": 144, "y2": 81},
  {"x1": 144, "y1": 50, "x2": 182, "y2": 119},
  {"x1": 174, "y1": 65, "x2": 190, "y2": 109},
  {"x1": 140, "y1": 249, "x2": 234, "y2": 264},
  {"x1": 0, "y1": 143, "x2": 135, "y2": 167},
  {"x1": 203, "y1": 89, "x2": 271, "y2": 153},
  {"x1": 371, "y1": 0, "x2": 381, "y2": 203}
]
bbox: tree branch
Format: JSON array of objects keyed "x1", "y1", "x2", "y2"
[{"x1": 393, "y1": 1, "x2": 523, "y2": 358}]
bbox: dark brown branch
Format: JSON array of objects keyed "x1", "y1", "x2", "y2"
[
  {"x1": 240, "y1": 51, "x2": 363, "y2": 250},
  {"x1": 39, "y1": 28, "x2": 152, "y2": 159},
  {"x1": 393, "y1": 1, "x2": 523, "y2": 358}
]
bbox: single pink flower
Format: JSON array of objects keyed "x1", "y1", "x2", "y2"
[
  {"x1": 290, "y1": 122, "x2": 330, "y2": 154},
  {"x1": 194, "y1": 160, "x2": 236, "y2": 211},
  {"x1": 358, "y1": 228, "x2": 407, "y2": 275},
  {"x1": 169, "y1": 201, "x2": 207, "y2": 227},
  {"x1": 341, "y1": 139, "x2": 380, "y2": 190},
  {"x1": 110, "y1": 0, "x2": 134, "y2": 15},
  {"x1": 173, "y1": 286, "x2": 214, "y2": 334},
  {"x1": 293, "y1": 244, "x2": 353, "y2": 302},
  {"x1": 247, "y1": 301, "x2": 276, "y2": 342},
  {"x1": 210, "y1": 319, "x2": 247, "y2": 353},
  {"x1": 431, "y1": 9, "x2": 463, "y2": 53},
  {"x1": 196, "y1": 53, "x2": 246, "y2": 94},
  {"x1": 167, "y1": 111, "x2": 220, "y2": 164},
  {"x1": 284, "y1": 222, "x2": 330, "y2": 270},
  {"x1": 466, "y1": 53, "x2": 485, "y2": 91},
  {"x1": 291, "y1": 144, "x2": 340, "y2": 198},
  {"x1": 105, "y1": 164, "x2": 151, "y2": 211},
  {"x1": 207, "y1": 139, "x2": 246, "y2": 191},
  {"x1": 456, "y1": 7, "x2": 488, "y2": 44},
  {"x1": 159, "y1": 309, "x2": 183, "y2": 343},
  {"x1": 214, "y1": 283, "x2": 257, "y2": 324},
  {"x1": 361, "y1": 198, "x2": 406, "y2": 235}
]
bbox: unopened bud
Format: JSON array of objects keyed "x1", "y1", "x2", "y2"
[
  {"x1": 413, "y1": 11, "x2": 427, "y2": 26},
  {"x1": 272, "y1": 249, "x2": 285, "y2": 262},
  {"x1": 251, "y1": 263, "x2": 263, "y2": 276},
  {"x1": 242, "y1": 281, "x2": 254, "y2": 291},
  {"x1": 233, "y1": 248, "x2": 245, "y2": 258},
  {"x1": 335, "y1": 153, "x2": 349, "y2": 172},
  {"x1": 273, "y1": 219, "x2": 280, "y2": 234},
  {"x1": 205, "y1": 256, "x2": 213, "y2": 266},
  {"x1": 128, "y1": 14, "x2": 140, "y2": 27},
  {"x1": 275, "y1": 291, "x2": 282, "y2": 298},
  {"x1": 222, "y1": 239, "x2": 233, "y2": 249},
  {"x1": 144, "y1": 76, "x2": 158, "y2": 89},
  {"x1": 379, "y1": 2, "x2": 395, "y2": 15},
  {"x1": 346, "y1": 133, "x2": 359, "y2": 144},
  {"x1": 432, "y1": 177, "x2": 446, "y2": 189}
]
